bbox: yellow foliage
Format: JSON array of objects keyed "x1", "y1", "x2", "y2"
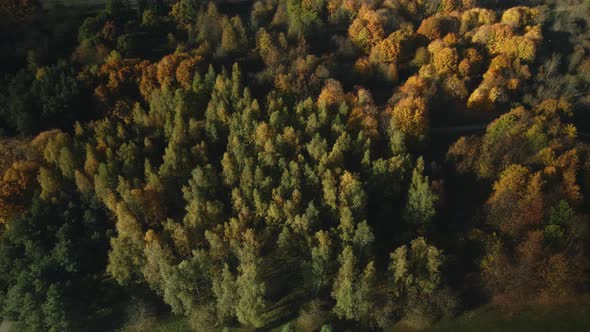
[
  {"x1": 488, "y1": 86, "x2": 506, "y2": 104},
  {"x1": 507, "y1": 78, "x2": 519, "y2": 90},
  {"x1": 467, "y1": 86, "x2": 494, "y2": 111},
  {"x1": 369, "y1": 34, "x2": 402, "y2": 63},
  {"x1": 441, "y1": 0, "x2": 460, "y2": 12},
  {"x1": 443, "y1": 74, "x2": 468, "y2": 99},
  {"x1": 156, "y1": 53, "x2": 190, "y2": 88},
  {"x1": 417, "y1": 15, "x2": 459, "y2": 40},
  {"x1": 443, "y1": 32, "x2": 460, "y2": 46},
  {"x1": 524, "y1": 25, "x2": 543, "y2": 43},
  {"x1": 418, "y1": 64, "x2": 437, "y2": 78},
  {"x1": 348, "y1": 4, "x2": 386, "y2": 52},
  {"x1": 501, "y1": 6, "x2": 539, "y2": 28},
  {"x1": 317, "y1": 79, "x2": 345, "y2": 109},
  {"x1": 461, "y1": 8, "x2": 496, "y2": 33},
  {"x1": 579, "y1": 58, "x2": 590, "y2": 77},
  {"x1": 176, "y1": 56, "x2": 203, "y2": 89},
  {"x1": 354, "y1": 56, "x2": 373, "y2": 75},
  {"x1": 555, "y1": 149, "x2": 583, "y2": 202},
  {"x1": 461, "y1": 0, "x2": 478, "y2": 9},
  {"x1": 458, "y1": 47, "x2": 484, "y2": 77},
  {"x1": 427, "y1": 39, "x2": 445, "y2": 54},
  {"x1": 472, "y1": 23, "x2": 514, "y2": 55},
  {"x1": 487, "y1": 165, "x2": 544, "y2": 236},
  {"x1": 400, "y1": 75, "x2": 429, "y2": 96},
  {"x1": 503, "y1": 36, "x2": 537, "y2": 62},
  {"x1": 348, "y1": 89, "x2": 379, "y2": 139},
  {"x1": 256, "y1": 28, "x2": 281, "y2": 67},
  {"x1": 391, "y1": 96, "x2": 428, "y2": 139},
  {"x1": 432, "y1": 46, "x2": 459, "y2": 74},
  {"x1": 0, "y1": 161, "x2": 38, "y2": 224},
  {"x1": 473, "y1": 22, "x2": 540, "y2": 62},
  {"x1": 534, "y1": 98, "x2": 572, "y2": 117}
]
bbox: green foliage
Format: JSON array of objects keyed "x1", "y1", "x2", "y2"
[
  {"x1": 0, "y1": 193, "x2": 114, "y2": 331},
  {"x1": 171, "y1": 0, "x2": 202, "y2": 26},
  {"x1": 212, "y1": 264, "x2": 238, "y2": 323},
  {"x1": 287, "y1": 0, "x2": 325, "y2": 39},
  {"x1": 388, "y1": 237, "x2": 445, "y2": 316},
  {"x1": 404, "y1": 157, "x2": 438, "y2": 230},
  {"x1": 281, "y1": 322, "x2": 296, "y2": 332},
  {"x1": 320, "y1": 324, "x2": 334, "y2": 332},
  {"x1": 544, "y1": 200, "x2": 575, "y2": 247},
  {"x1": 0, "y1": 63, "x2": 90, "y2": 135},
  {"x1": 331, "y1": 246, "x2": 376, "y2": 322},
  {"x1": 235, "y1": 230, "x2": 267, "y2": 327},
  {"x1": 1, "y1": 1, "x2": 590, "y2": 331}
]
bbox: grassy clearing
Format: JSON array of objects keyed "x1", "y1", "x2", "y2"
[
  {"x1": 119, "y1": 299, "x2": 590, "y2": 332},
  {"x1": 119, "y1": 315, "x2": 190, "y2": 332},
  {"x1": 429, "y1": 302, "x2": 590, "y2": 332}
]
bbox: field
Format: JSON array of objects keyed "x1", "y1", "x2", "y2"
[
  {"x1": 429, "y1": 302, "x2": 590, "y2": 332},
  {"x1": 115, "y1": 299, "x2": 590, "y2": 332}
]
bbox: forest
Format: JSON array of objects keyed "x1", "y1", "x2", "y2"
[{"x1": 1, "y1": 0, "x2": 590, "y2": 331}]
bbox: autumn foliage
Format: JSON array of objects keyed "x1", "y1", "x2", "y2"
[{"x1": 1, "y1": 0, "x2": 590, "y2": 331}]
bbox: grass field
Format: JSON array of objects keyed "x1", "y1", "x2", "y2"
[
  {"x1": 119, "y1": 315, "x2": 190, "y2": 332},
  {"x1": 118, "y1": 300, "x2": 590, "y2": 332},
  {"x1": 428, "y1": 302, "x2": 590, "y2": 332}
]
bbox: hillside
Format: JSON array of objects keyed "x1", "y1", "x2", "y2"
[{"x1": 0, "y1": 0, "x2": 589, "y2": 331}]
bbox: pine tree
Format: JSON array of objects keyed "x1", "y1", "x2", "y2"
[{"x1": 404, "y1": 157, "x2": 437, "y2": 231}]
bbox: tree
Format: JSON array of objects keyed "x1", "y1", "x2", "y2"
[
  {"x1": 218, "y1": 17, "x2": 241, "y2": 56},
  {"x1": 348, "y1": 5, "x2": 386, "y2": 52},
  {"x1": 501, "y1": 6, "x2": 539, "y2": 28},
  {"x1": 331, "y1": 246, "x2": 376, "y2": 322},
  {"x1": 388, "y1": 237, "x2": 445, "y2": 316},
  {"x1": 331, "y1": 246, "x2": 358, "y2": 320},
  {"x1": 0, "y1": 161, "x2": 37, "y2": 223},
  {"x1": 317, "y1": 79, "x2": 345, "y2": 110},
  {"x1": 309, "y1": 230, "x2": 335, "y2": 294},
  {"x1": 460, "y1": 8, "x2": 496, "y2": 34},
  {"x1": 176, "y1": 56, "x2": 203, "y2": 89},
  {"x1": 369, "y1": 27, "x2": 413, "y2": 69},
  {"x1": 235, "y1": 229, "x2": 267, "y2": 327},
  {"x1": 486, "y1": 164, "x2": 544, "y2": 238},
  {"x1": 0, "y1": 63, "x2": 90, "y2": 135},
  {"x1": 338, "y1": 171, "x2": 366, "y2": 215},
  {"x1": 183, "y1": 165, "x2": 226, "y2": 244},
  {"x1": 171, "y1": 0, "x2": 202, "y2": 26},
  {"x1": 0, "y1": 193, "x2": 114, "y2": 331},
  {"x1": 256, "y1": 28, "x2": 281, "y2": 67},
  {"x1": 544, "y1": 200, "x2": 574, "y2": 248},
  {"x1": 404, "y1": 157, "x2": 438, "y2": 230},
  {"x1": 391, "y1": 95, "x2": 429, "y2": 140},
  {"x1": 212, "y1": 264, "x2": 237, "y2": 323},
  {"x1": 286, "y1": 0, "x2": 324, "y2": 39},
  {"x1": 38, "y1": 166, "x2": 60, "y2": 200},
  {"x1": 417, "y1": 16, "x2": 459, "y2": 40},
  {"x1": 389, "y1": 75, "x2": 432, "y2": 141},
  {"x1": 155, "y1": 249, "x2": 213, "y2": 316},
  {"x1": 107, "y1": 202, "x2": 146, "y2": 285},
  {"x1": 429, "y1": 43, "x2": 458, "y2": 75}
]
